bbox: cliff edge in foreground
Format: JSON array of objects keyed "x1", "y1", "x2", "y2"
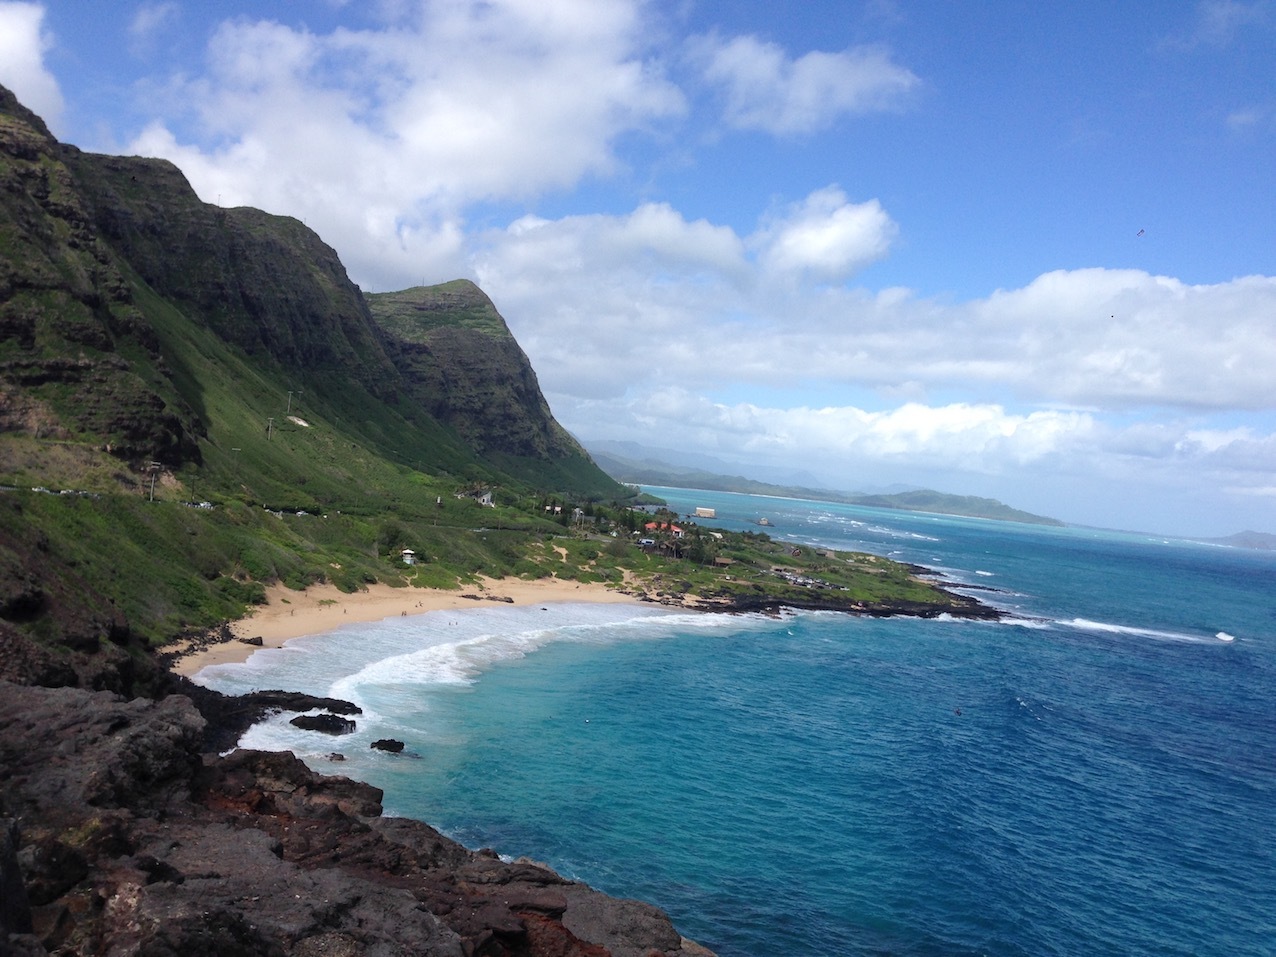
[{"x1": 0, "y1": 679, "x2": 714, "y2": 957}]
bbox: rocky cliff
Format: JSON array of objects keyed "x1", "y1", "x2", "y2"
[
  {"x1": 0, "y1": 82, "x2": 619, "y2": 495},
  {"x1": 0, "y1": 87, "x2": 204, "y2": 465},
  {"x1": 368, "y1": 281, "x2": 578, "y2": 460},
  {"x1": 0, "y1": 680, "x2": 713, "y2": 957}
]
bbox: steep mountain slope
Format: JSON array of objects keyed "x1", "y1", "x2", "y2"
[
  {"x1": 0, "y1": 83, "x2": 619, "y2": 501},
  {"x1": 368, "y1": 281, "x2": 606, "y2": 492},
  {"x1": 0, "y1": 83, "x2": 630, "y2": 653},
  {"x1": 0, "y1": 88, "x2": 203, "y2": 466}
]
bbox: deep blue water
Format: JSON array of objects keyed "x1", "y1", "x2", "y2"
[{"x1": 198, "y1": 489, "x2": 1276, "y2": 956}]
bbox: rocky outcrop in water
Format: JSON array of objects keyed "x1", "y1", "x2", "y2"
[
  {"x1": 289, "y1": 712, "x2": 357, "y2": 734},
  {"x1": 0, "y1": 680, "x2": 714, "y2": 956}
]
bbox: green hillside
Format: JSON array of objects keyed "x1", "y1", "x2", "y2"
[
  {"x1": 0, "y1": 83, "x2": 628, "y2": 652},
  {"x1": 0, "y1": 85, "x2": 995, "y2": 691}
]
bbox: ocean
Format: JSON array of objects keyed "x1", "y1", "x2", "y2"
[{"x1": 194, "y1": 487, "x2": 1276, "y2": 956}]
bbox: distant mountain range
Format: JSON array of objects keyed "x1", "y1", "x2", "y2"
[
  {"x1": 586, "y1": 444, "x2": 1065, "y2": 526},
  {"x1": 1202, "y1": 530, "x2": 1276, "y2": 550}
]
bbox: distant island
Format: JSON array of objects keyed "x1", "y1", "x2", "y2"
[
  {"x1": 1200, "y1": 530, "x2": 1276, "y2": 551},
  {"x1": 588, "y1": 447, "x2": 1065, "y2": 527}
]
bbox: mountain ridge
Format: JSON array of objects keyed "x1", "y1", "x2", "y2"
[
  {"x1": 2, "y1": 81, "x2": 615, "y2": 499},
  {"x1": 588, "y1": 445, "x2": 1064, "y2": 526}
]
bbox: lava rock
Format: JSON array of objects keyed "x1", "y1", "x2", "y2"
[{"x1": 289, "y1": 713, "x2": 356, "y2": 735}]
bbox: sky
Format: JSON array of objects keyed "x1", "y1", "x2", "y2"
[{"x1": 2, "y1": 0, "x2": 1274, "y2": 535}]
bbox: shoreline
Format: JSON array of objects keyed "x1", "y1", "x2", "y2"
[
  {"x1": 166, "y1": 565, "x2": 1004, "y2": 679},
  {"x1": 167, "y1": 577, "x2": 645, "y2": 677}
]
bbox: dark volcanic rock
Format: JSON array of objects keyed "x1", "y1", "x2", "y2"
[
  {"x1": 0, "y1": 681, "x2": 715, "y2": 956},
  {"x1": 289, "y1": 712, "x2": 356, "y2": 735},
  {"x1": 171, "y1": 678, "x2": 362, "y2": 752},
  {"x1": 371, "y1": 738, "x2": 405, "y2": 753},
  {"x1": 1, "y1": 819, "x2": 34, "y2": 935},
  {"x1": 0, "y1": 622, "x2": 78, "y2": 688}
]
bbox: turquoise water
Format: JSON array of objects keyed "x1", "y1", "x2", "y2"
[{"x1": 197, "y1": 489, "x2": 1276, "y2": 956}]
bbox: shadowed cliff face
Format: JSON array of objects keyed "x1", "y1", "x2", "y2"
[
  {"x1": 64, "y1": 149, "x2": 402, "y2": 395},
  {"x1": 369, "y1": 282, "x2": 580, "y2": 459},
  {"x1": 0, "y1": 88, "x2": 203, "y2": 465},
  {"x1": 0, "y1": 82, "x2": 617, "y2": 492}
]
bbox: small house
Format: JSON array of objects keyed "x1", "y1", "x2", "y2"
[
  {"x1": 401, "y1": 548, "x2": 417, "y2": 566},
  {"x1": 643, "y1": 521, "x2": 684, "y2": 538}
]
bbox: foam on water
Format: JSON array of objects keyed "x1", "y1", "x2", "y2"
[
  {"x1": 200, "y1": 491, "x2": 1276, "y2": 957},
  {"x1": 1059, "y1": 617, "x2": 1233, "y2": 644},
  {"x1": 200, "y1": 602, "x2": 771, "y2": 758}
]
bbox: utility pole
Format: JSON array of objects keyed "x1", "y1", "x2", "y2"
[
  {"x1": 287, "y1": 390, "x2": 302, "y2": 413},
  {"x1": 267, "y1": 417, "x2": 274, "y2": 440},
  {"x1": 147, "y1": 462, "x2": 160, "y2": 502}
]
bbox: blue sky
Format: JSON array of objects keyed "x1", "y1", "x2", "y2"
[{"x1": 3, "y1": 0, "x2": 1275, "y2": 535}]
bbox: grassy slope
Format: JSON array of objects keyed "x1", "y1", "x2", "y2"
[
  {"x1": 2, "y1": 259, "x2": 979, "y2": 648},
  {"x1": 0, "y1": 90, "x2": 979, "y2": 659}
]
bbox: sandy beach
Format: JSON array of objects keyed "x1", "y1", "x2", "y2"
[{"x1": 169, "y1": 577, "x2": 643, "y2": 677}]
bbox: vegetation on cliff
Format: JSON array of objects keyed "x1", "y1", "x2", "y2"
[
  {"x1": 0, "y1": 83, "x2": 990, "y2": 692},
  {"x1": 0, "y1": 82, "x2": 1000, "y2": 957}
]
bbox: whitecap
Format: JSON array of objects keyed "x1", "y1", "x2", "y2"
[
  {"x1": 1059, "y1": 618, "x2": 1217, "y2": 644},
  {"x1": 332, "y1": 610, "x2": 693, "y2": 702},
  {"x1": 1011, "y1": 618, "x2": 1053, "y2": 630}
]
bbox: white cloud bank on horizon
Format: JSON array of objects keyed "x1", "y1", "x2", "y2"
[{"x1": 475, "y1": 203, "x2": 1276, "y2": 412}]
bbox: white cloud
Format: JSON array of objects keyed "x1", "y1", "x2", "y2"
[
  {"x1": 1162, "y1": 0, "x2": 1272, "y2": 50},
  {"x1": 465, "y1": 197, "x2": 1276, "y2": 527},
  {"x1": 129, "y1": 2, "x2": 178, "y2": 54},
  {"x1": 126, "y1": 0, "x2": 685, "y2": 289},
  {"x1": 608, "y1": 391, "x2": 1095, "y2": 469},
  {"x1": 0, "y1": 1, "x2": 64, "y2": 131},
  {"x1": 692, "y1": 33, "x2": 919, "y2": 134},
  {"x1": 755, "y1": 186, "x2": 897, "y2": 281},
  {"x1": 476, "y1": 196, "x2": 1276, "y2": 415},
  {"x1": 969, "y1": 269, "x2": 1276, "y2": 408}
]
